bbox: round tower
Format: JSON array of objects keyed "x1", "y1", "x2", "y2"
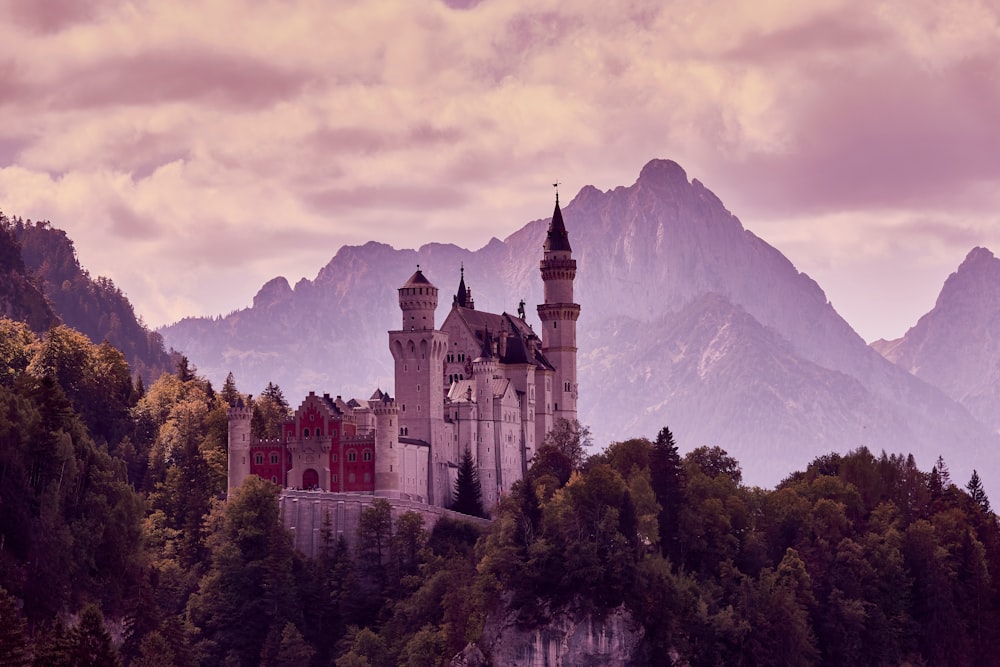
[
  {"x1": 373, "y1": 396, "x2": 400, "y2": 495},
  {"x1": 399, "y1": 266, "x2": 438, "y2": 330},
  {"x1": 227, "y1": 400, "x2": 253, "y2": 496},
  {"x1": 389, "y1": 266, "x2": 448, "y2": 449},
  {"x1": 537, "y1": 192, "x2": 581, "y2": 423}
]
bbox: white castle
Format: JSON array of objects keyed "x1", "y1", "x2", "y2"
[{"x1": 227, "y1": 195, "x2": 579, "y2": 510}]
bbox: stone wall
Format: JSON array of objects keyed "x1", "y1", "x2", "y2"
[{"x1": 279, "y1": 490, "x2": 490, "y2": 557}]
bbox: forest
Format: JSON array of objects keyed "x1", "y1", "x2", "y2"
[{"x1": 2, "y1": 317, "x2": 1000, "y2": 666}]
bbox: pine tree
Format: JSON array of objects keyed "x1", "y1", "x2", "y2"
[
  {"x1": 650, "y1": 426, "x2": 685, "y2": 561},
  {"x1": 452, "y1": 449, "x2": 485, "y2": 518},
  {"x1": 967, "y1": 469, "x2": 992, "y2": 514}
]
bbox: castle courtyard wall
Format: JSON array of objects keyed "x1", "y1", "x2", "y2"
[{"x1": 279, "y1": 489, "x2": 490, "y2": 558}]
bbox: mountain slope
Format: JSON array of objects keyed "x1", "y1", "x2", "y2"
[
  {"x1": 4, "y1": 214, "x2": 174, "y2": 383},
  {"x1": 160, "y1": 159, "x2": 999, "y2": 487},
  {"x1": 0, "y1": 213, "x2": 58, "y2": 330},
  {"x1": 874, "y1": 247, "x2": 1000, "y2": 433}
]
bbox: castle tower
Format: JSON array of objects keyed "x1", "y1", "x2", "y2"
[
  {"x1": 227, "y1": 399, "x2": 253, "y2": 496},
  {"x1": 373, "y1": 395, "x2": 400, "y2": 495},
  {"x1": 536, "y1": 192, "x2": 580, "y2": 423},
  {"x1": 389, "y1": 267, "x2": 448, "y2": 447},
  {"x1": 472, "y1": 347, "x2": 499, "y2": 507}
]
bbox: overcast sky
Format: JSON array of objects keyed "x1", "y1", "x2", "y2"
[{"x1": 1, "y1": 0, "x2": 998, "y2": 342}]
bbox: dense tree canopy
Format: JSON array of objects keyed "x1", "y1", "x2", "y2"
[{"x1": 2, "y1": 319, "x2": 1000, "y2": 666}]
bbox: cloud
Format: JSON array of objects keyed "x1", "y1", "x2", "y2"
[
  {"x1": 2, "y1": 0, "x2": 107, "y2": 34},
  {"x1": 0, "y1": 0, "x2": 998, "y2": 339},
  {"x1": 51, "y1": 51, "x2": 310, "y2": 111}
]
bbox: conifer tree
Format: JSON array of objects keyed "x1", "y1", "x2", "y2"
[
  {"x1": 967, "y1": 469, "x2": 992, "y2": 514},
  {"x1": 452, "y1": 448, "x2": 485, "y2": 518},
  {"x1": 649, "y1": 426, "x2": 685, "y2": 561}
]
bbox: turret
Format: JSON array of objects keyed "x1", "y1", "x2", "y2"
[
  {"x1": 399, "y1": 266, "x2": 438, "y2": 330},
  {"x1": 227, "y1": 399, "x2": 253, "y2": 496},
  {"x1": 373, "y1": 394, "x2": 400, "y2": 494}
]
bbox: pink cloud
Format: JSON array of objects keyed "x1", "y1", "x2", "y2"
[
  {"x1": 3, "y1": 0, "x2": 106, "y2": 34},
  {"x1": 50, "y1": 51, "x2": 309, "y2": 111}
]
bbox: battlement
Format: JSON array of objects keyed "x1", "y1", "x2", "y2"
[{"x1": 227, "y1": 405, "x2": 253, "y2": 420}]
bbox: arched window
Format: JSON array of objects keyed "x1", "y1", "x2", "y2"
[
  {"x1": 254, "y1": 453, "x2": 264, "y2": 465},
  {"x1": 270, "y1": 453, "x2": 279, "y2": 464},
  {"x1": 332, "y1": 453, "x2": 338, "y2": 463},
  {"x1": 363, "y1": 450, "x2": 372, "y2": 461},
  {"x1": 348, "y1": 451, "x2": 357, "y2": 462},
  {"x1": 304, "y1": 428, "x2": 310, "y2": 438}
]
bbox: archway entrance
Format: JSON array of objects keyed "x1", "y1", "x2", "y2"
[{"x1": 302, "y1": 468, "x2": 319, "y2": 490}]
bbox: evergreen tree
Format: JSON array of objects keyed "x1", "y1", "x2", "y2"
[
  {"x1": 452, "y1": 449, "x2": 485, "y2": 518},
  {"x1": 649, "y1": 426, "x2": 685, "y2": 561},
  {"x1": 252, "y1": 381, "x2": 291, "y2": 439},
  {"x1": 221, "y1": 371, "x2": 240, "y2": 406},
  {"x1": 936, "y1": 454, "x2": 953, "y2": 488},
  {"x1": 967, "y1": 469, "x2": 992, "y2": 514},
  {"x1": 67, "y1": 604, "x2": 122, "y2": 667}
]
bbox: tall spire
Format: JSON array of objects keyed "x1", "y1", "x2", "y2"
[
  {"x1": 455, "y1": 263, "x2": 468, "y2": 308},
  {"x1": 544, "y1": 188, "x2": 572, "y2": 253}
]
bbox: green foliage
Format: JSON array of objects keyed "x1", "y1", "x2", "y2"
[
  {"x1": 10, "y1": 215, "x2": 173, "y2": 384},
  {"x1": 251, "y1": 382, "x2": 291, "y2": 439},
  {"x1": 541, "y1": 418, "x2": 592, "y2": 469},
  {"x1": 451, "y1": 449, "x2": 486, "y2": 518}
]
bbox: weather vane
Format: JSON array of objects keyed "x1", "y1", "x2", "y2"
[{"x1": 553, "y1": 181, "x2": 561, "y2": 204}]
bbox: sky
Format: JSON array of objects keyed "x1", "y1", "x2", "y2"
[{"x1": 0, "y1": 0, "x2": 998, "y2": 342}]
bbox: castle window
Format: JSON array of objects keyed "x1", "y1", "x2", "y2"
[
  {"x1": 363, "y1": 450, "x2": 372, "y2": 461},
  {"x1": 348, "y1": 451, "x2": 357, "y2": 462},
  {"x1": 333, "y1": 474, "x2": 338, "y2": 482},
  {"x1": 304, "y1": 428, "x2": 310, "y2": 438},
  {"x1": 364, "y1": 472, "x2": 371, "y2": 483},
  {"x1": 333, "y1": 428, "x2": 338, "y2": 437},
  {"x1": 255, "y1": 453, "x2": 264, "y2": 465},
  {"x1": 349, "y1": 473, "x2": 356, "y2": 483},
  {"x1": 271, "y1": 476, "x2": 277, "y2": 484},
  {"x1": 554, "y1": 403, "x2": 559, "y2": 412},
  {"x1": 332, "y1": 454, "x2": 338, "y2": 462},
  {"x1": 270, "y1": 453, "x2": 279, "y2": 464},
  {"x1": 564, "y1": 382, "x2": 571, "y2": 392},
  {"x1": 316, "y1": 427, "x2": 323, "y2": 437}
]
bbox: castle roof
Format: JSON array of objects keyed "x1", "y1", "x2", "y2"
[
  {"x1": 544, "y1": 195, "x2": 572, "y2": 253},
  {"x1": 402, "y1": 267, "x2": 432, "y2": 288},
  {"x1": 450, "y1": 306, "x2": 554, "y2": 371}
]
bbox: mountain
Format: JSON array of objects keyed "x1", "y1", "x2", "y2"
[
  {"x1": 0, "y1": 214, "x2": 58, "y2": 330},
  {"x1": 874, "y1": 247, "x2": 1000, "y2": 434},
  {"x1": 1, "y1": 213, "x2": 174, "y2": 384},
  {"x1": 159, "y1": 159, "x2": 999, "y2": 487}
]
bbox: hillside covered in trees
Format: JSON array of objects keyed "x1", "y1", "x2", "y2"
[
  {"x1": 0, "y1": 211, "x2": 174, "y2": 385},
  {"x1": 1, "y1": 319, "x2": 1000, "y2": 665}
]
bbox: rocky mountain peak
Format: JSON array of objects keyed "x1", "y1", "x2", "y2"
[
  {"x1": 935, "y1": 246, "x2": 1000, "y2": 311},
  {"x1": 636, "y1": 159, "x2": 689, "y2": 189},
  {"x1": 252, "y1": 276, "x2": 293, "y2": 309}
]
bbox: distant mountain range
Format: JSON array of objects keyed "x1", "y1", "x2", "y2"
[{"x1": 159, "y1": 159, "x2": 1000, "y2": 488}]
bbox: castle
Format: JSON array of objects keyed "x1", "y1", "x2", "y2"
[{"x1": 227, "y1": 195, "x2": 579, "y2": 510}]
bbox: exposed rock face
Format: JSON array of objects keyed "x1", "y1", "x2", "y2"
[
  {"x1": 874, "y1": 247, "x2": 1000, "y2": 433},
  {"x1": 159, "y1": 159, "x2": 1000, "y2": 488},
  {"x1": 454, "y1": 600, "x2": 645, "y2": 667}
]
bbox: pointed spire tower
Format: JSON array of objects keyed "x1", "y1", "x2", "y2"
[{"x1": 537, "y1": 187, "x2": 580, "y2": 423}]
